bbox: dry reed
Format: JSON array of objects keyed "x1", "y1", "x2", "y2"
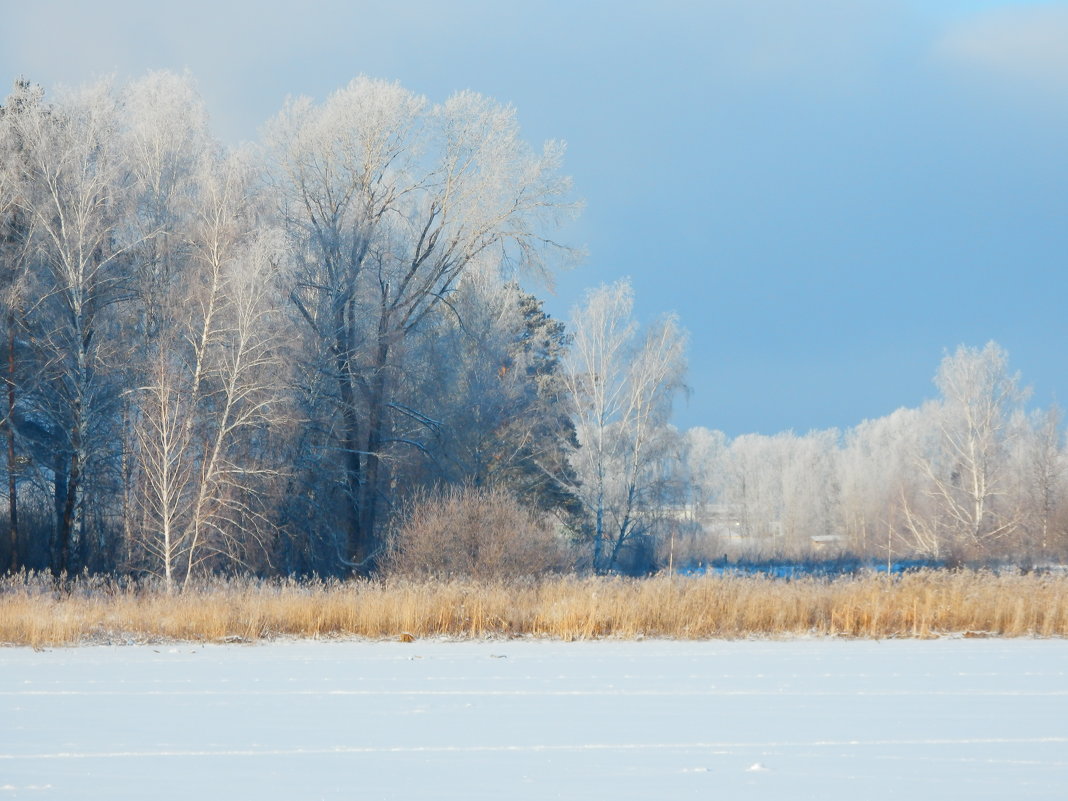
[{"x1": 1, "y1": 570, "x2": 1066, "y2": 648}]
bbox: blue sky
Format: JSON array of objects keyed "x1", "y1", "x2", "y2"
[{"x1": 4, "y1": 0, "x2": 1067, "y2": 436}]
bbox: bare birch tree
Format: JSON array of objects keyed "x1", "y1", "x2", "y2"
[
  {"x1": 129, "y1": 153, "x2": 287, "y2": 590},
  {"x1": 12, "y1": 79, "x2": 136, "y2": 573},
  {"x1": 564, "y1": 280, "x2": 686, "y2": 572},
  {"x1": 837, "y1": 406, "x2": 931, "y2": 560},
  {"x1": 903, "y1": 343, "x2": 1028, "y2": 558},
  {"x1": 0, "y1": 79, "x2": 43, "y2": 571},
  {"x1": 123, "y1": 70, "x2": 212, "y2": 332},
  {"x1": 1007, "y1": 405, "x2": 1065, "y2": 562}
]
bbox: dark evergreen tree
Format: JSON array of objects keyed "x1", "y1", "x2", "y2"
[{"x1": 408, "y1": 280, "x2": 582, "y2": 527}]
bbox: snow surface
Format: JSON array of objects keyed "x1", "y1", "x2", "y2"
[{"x1": 1, "y1": 638, "x2": 1066, "y2": 799}]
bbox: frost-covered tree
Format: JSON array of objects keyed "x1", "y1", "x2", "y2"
[
  {"x1": 12, "y1": 78, "x2": 137, "y2": 572},
  {"x1": 1005, "y1": 406, "x2": 1065, "y2": 561},
  {"x1": 128, "y1": 153, "x2": 288, "y2": 590},
  {"x1": 904, "y1": 343, "x2": 1029, "y2": 558},
  {"x1": 564, "y1": 280, "x2": 687, "y2": 572},
  {"x1": 266, "y1": 77, "x2": 576, "y2": 569},
  {"x1": 681, "y1": 427, "x2": 728, "y2": 516},
  {"x1": 0, "y1": 78, "x2": 44, "y2": 571},
  {"x1": 409, "y1": 278, "x2": 579, "y2": 519},
  {"x1": 717, "y1": 432, "x2": 834, "y2": 555},
  {"x1": 0, "y1": 70, "x2": 590, "y2": 578},
  {"x1": 837, "y1": 406, "x2": 931, "y2": 559},
  {"x1": 779, "y1": 429, "x2": 840, "y2": 551},
  {"x1": 669, "y1": 426, "x2": 729, "y2": 562},
  {"x1": 123, "y1": 70, "x2": 213, "y2": 335}
]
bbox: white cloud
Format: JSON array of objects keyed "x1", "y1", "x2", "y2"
[{"x1": 937, "y1": 5, "x2": 1068, "y2": 88}]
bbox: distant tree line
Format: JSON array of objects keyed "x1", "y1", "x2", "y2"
[
  {"x1": 0, "y1": 73, "x2": 1064, "y2": 586},
  {"x1": 677, "y1": 342, "x2": 1068, "y2": 568}
]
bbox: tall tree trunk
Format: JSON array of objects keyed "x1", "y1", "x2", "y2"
[
  {"x1": 6, "y1": 318, "x2": 17, "y2": 573},
  {"x1": 51, "y1": 451, "x2": 67, "y2": 575},
  {"x1": 357, "y1": 341, "x2": 389, "y2": 569},
  {"x1": 593, "y1": 496, "x2": 604, "y2": 572},
  {"x1": 58, "y1": 363, "x2": 88, "y2": 574},
  {"x1": 336, "y1": 342, "x2": 365, "y2": 567},
  {"x1": 59, "y1": 436, "x2": 81, "y2": 575}
]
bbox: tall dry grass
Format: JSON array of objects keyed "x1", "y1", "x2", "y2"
[{"x1": 1, "y1": 570, "x2": 1066, "y2": 648}]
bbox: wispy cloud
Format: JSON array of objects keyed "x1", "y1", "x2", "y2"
[{"x1": 937, "y1": 5, "x2": 1068, "y2": 88}]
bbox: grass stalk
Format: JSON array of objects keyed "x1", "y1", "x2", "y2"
[{"x1": 1, "y1": 570, "x2": 1066, "y2": 648}]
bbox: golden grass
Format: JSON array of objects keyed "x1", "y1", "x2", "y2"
[{"x1": 1, "y1": 570, "x2": 1066, "y2": 648}]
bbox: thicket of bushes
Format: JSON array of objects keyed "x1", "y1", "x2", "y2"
[{"x1": 380, "y1": 486, "x2": 569, "y2": 580}]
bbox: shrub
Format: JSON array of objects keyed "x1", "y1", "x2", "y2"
[{"x1": 380, "y1": 485, "x2": 565, "y2": 580}]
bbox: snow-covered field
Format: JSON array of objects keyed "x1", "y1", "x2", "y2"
[{"x1": 2, "y1": 638, "x2": 1066, "y2": 800}]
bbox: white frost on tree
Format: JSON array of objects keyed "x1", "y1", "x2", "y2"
[{"x1": 563, "y1": 279, "x2": 686, "y2": 572}]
